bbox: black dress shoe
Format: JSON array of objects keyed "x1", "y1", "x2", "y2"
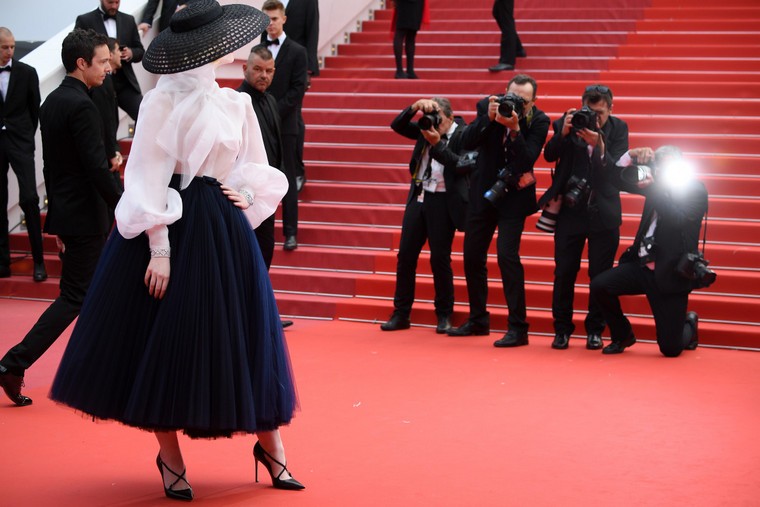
[
  {"x1": 380, "y1": 314, "x2": 410, "y2": 331},
  {"x1": 551, "y1": 333, "x2": 570, "y2": 349},
  {"x1": 296, "y1": 175, "x2": 306, "y2": 193},
  {"x1": 0, "y1": 365, "x2": 33, "y2": 406},
  {"x1": 494, "y1": 329, "x2": 529, "y2": 347},
  {"x1": 0, "y1": 265, "x2": 10, "y2": 278},
  {"x1": 281, "y1": 320, "x2": 294, "y2": 328},
  {"x1": 283, "y1": 236, "x2": 297, "y2": 251},
  {"x1": 33, "y1": 262, "x2": 47, "y2": 282},
  {"x1": 586, "y1": 333, "x2": 603, "y2": 350},
  {"x1": 406, "y1": 70, "x2": 419, "y2": 79},
  {"x1": 684, "y1": 311, "x2": 699, "y2": 350},
  {"x1": 447, "y1": 321, "x2": 489, "y2": 336},
  {"x1": 394, "y1": 70, "x2": 407, "y2": 79},
  {"x1": 602, "y1": 335, "x2": 636, "y2": 355},
  {"x1": 488, "y1": 62, "x2": 514, "y2": 72},
  {"x1": 435, "y1": 315, "x2": 452, "y2": 334}
]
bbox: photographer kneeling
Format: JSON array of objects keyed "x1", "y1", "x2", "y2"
[
  {"x1": 590, "y1": 146, "x2": 711, "y2": 357},
  {"x1": 380, "y1": 98, "x2": 470, "y2": 333}
]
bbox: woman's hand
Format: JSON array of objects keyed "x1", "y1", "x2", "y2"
[
  {"x1": 145, "y1": 257, "x2": 170, "y2": 299},
  {"x1": 221, "y1": 185, "x2": 251, "y2": 210}
]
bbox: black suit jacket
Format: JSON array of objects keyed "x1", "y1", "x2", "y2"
[
  {"x1": 89, "y1": 74, "x2": 119, "y2": 159},
  {"x1": 624, "y1": 178, "x2": 708, "y2": 294},
  {"x1": 262, "y1": 36, "x2": 308, "y2": 136},
  {"x1": 140, "y1": 0, "x2": 179, "y2": 32},
  {"x1": 0, "y1": 59, "x2": 40, "y2": 154},
  {"x1": 284, "y1": 0, "x2": 320, "y2": 76},
  {"x1": 540, "y1": 114, "x2": 629, "y2": 231},
  {"x1": 461, "y1": 96, "x2": 550, "y2": 217},
  {"x1": 39, "y1": 76, "x2": 121, "y2": 236},
  {"x1": 237, "y1": 81, "x2": 282, "y2": 170},
  {"x1": 75, "y1": 9, "x2": 145, "y2": 94},
  {"x1": 391, "y1": 106, "x2": 470, "y2": 231}
]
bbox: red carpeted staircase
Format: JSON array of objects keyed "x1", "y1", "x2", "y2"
[{"x1": 4, "y1": 0, "x2": 760, "y2": 349}]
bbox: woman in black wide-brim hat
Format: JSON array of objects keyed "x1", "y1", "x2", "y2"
[{"x1": 50, "y1": 1, "x2": 304, "y2": 500}]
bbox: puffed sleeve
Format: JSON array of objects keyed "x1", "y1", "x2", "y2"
[
  {"x1": 224, "y1": 97, "x2": 288, "y2": 229},
  {"x1": 114, "y1": 89, "x2": 183, "y2": 253}
]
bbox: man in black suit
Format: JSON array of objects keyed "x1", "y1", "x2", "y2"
[
  {"x1": 489, "y1": 0, "x2": 526, "y2": 72},
  {"x1": 0, "y1": 27, "x2": 46, "y2": 281},
  {"x1": 75, "y1": 0, "x2": 145, "y2": 121},
  {"x1": 0, "y1": 29, "x2": 122, "y2": 406},
  {"x1": 283, "y1": 0, "x2": 320, "y2": 77},
  {"x1": 538, "y1": 85, "x2": 629, "y2": 351},
  {"x1": 447, "y1": 74, "x2": 550, "y2": 346},
  {"x1": 380, "y1": 97, "x2": 470, "y2": 334},
  {"x1": 591, "y1": 146, "x2": 709, "y2": 357},
  {"x1": 238, "y1": 45, "x2": 282, "y2": 271},
  {"x1": 138, "y1": 0, "x2": 180, "y2": 33},
  {"x1": 261, "y1": 0, "x2": 308, "y2": 251}
]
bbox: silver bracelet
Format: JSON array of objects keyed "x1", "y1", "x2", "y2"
[
  {"x1": 239, "y1": 189, "x2": 254, "y2": 206},
  {"x1": 149, "y1": 247, "x2": 171, "y2": 258}
]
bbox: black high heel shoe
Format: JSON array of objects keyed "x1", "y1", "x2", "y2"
[
  {"x1": 253, "y1": 441, "x2": 305, "y2": 490},
  {"x1": 156, "y1": 454, "x2": 194, "y2": 501}
]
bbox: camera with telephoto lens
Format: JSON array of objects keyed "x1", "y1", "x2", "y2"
[
  {"x1": 417, "y1": 111, "x2": 441, "y2": 131},
  {"x1": 563, "y1": 175, "x2": 590, "y2": 208},
  {"x1": 483, "y1": 168, "x2": 512, "y2": 204},
  {"x1": 571, "y1": 106, "x2": 598, "y2": 131},
  {"x1": 676, "y1": 252, "x2": 717, "y2": 288},
  {"x1": 496, "y1": 93, "x2": 527, "y2": 119},
  {"x1": 621, "y1": 164, "x2": 653, "y2": 185}
]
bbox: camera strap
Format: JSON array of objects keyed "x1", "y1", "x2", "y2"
[{"x1": 700, "y1": 209, "x2": 709, "y2": 256}]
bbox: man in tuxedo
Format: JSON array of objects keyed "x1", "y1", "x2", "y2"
[
  {"x1": 538, "y1": 85, "x2": 629, "y2": 350},
  {"x1": 447, "y1": 74, "x2": 550, "y2": 346},
  {"x1": 591, "y1": 146, "x2": 708, "y2": 357},
  {"x1": 261, "y1": 0, "x2": 308, "y2": 251},
  {"x1": 0, "y1": 29, "x2": 122, "y2": 406},
  {"x1": 489, "y1": 0, "x2": 527, "y2": 72},
  {"x1": 380, "y1": 97, "x2": 470, "y2": 334},
  {"x1": 0, "y1": 27, "x2": 46, "y2": 281},
  {"x1": 238, "y1": 44, "x2": 294, "y2": 329},
  {"x1": 75, "y1": 0, "x2": 145, "y2": 121}
]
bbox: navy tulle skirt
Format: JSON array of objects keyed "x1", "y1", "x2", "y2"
[{"x1": 50, "y1": 176, "x2": 297, "y2": 438}]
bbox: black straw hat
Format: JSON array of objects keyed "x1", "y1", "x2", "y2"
[{"x1": 143, "y1": 0, "x2": 269, "y2": 74}]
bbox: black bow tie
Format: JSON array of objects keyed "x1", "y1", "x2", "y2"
[
  {"x1": 264, "y1": 38, "x2": 280, "y2": 46},
  {"x1": 0, "y1": 66, "x2": 10, "y2": 73},
  {"x1": 103, "y1": 12, "x2": 116, "y2": 21}
]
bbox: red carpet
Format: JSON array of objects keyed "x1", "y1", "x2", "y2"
[{"x1": 1, "y1": 299, "x2": 759, "y2": 506}]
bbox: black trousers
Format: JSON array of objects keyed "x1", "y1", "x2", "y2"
[
  {"x1": 281, "y1": 134, "x2": 299, "y2": 238},
  {"x1": 0, "y1": 233, "x2": 107, "y2": 375},
  {"x1": 296, "y1": 111, "x2": 306, "y2": 181},
  {"x1": 552, "y1": 215, "x2": 619, "y2": 336},
  {"x1": 393, "y1": 29, "x2": 418, "y2": 73},
  {"x1": 255, "y1": 214, "x2": 275, "y2": 271},
  {"x1": 590, "y1": 262, "x2": 691, "y2": 357},
  {"x1": 0, "y1": 132, "x2": 44, "y2": 266},
  {"x1": 113, "y1": 73, "x2": 143, "y2": 122},
  {"x1": 392, "y1": 191, "x2": 456, "y2": 318},
  {"x1": 463, "y1": 205, "x2": 528, "y2": 331},
  {"x1": 492, "y1": 0, "x2": 524, "y2": 65}
]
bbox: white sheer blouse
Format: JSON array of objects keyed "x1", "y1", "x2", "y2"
[{"x1": 114, "y1": 63, "x2": 288, "y2": 254}]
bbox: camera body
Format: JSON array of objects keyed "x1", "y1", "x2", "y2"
[
  {"x1": 496, "y1": 93, "x2": 527, "y2": 119},
  {"x1": 676, "y1": 252, "x2": 717, "y2": 288},
  {"x1": 570, "y1": 106, "x2": 598, "y2": 131},
  {"x1": 417, "y1": 112, "x2": 441, "y2": 131},
  {"x1": 563, "y1": 175, "x2": 590, "y2": 208}
]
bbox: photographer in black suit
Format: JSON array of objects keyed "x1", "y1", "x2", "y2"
[
  {"x1": 591, "y1": 146, "x2": 709, "y2": 357},
  {"x1": 0, "y1": 27, "x2": 46, "y2": 281},
  {"x1": 0, "y1": 29, "x2": 121, "y2": 406},
  {"x1": 380, "y1": 97, "x2": 470, "y2": 334},
  {"x1": 447, "y1": 74, "x2": 550, "y2": 346},
  {"x1": 75, "y1": 0, "x2": 145, "y2": 121},
  {"x1": 538, "y1": 84, "x2": 629, "y2": 350}
]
